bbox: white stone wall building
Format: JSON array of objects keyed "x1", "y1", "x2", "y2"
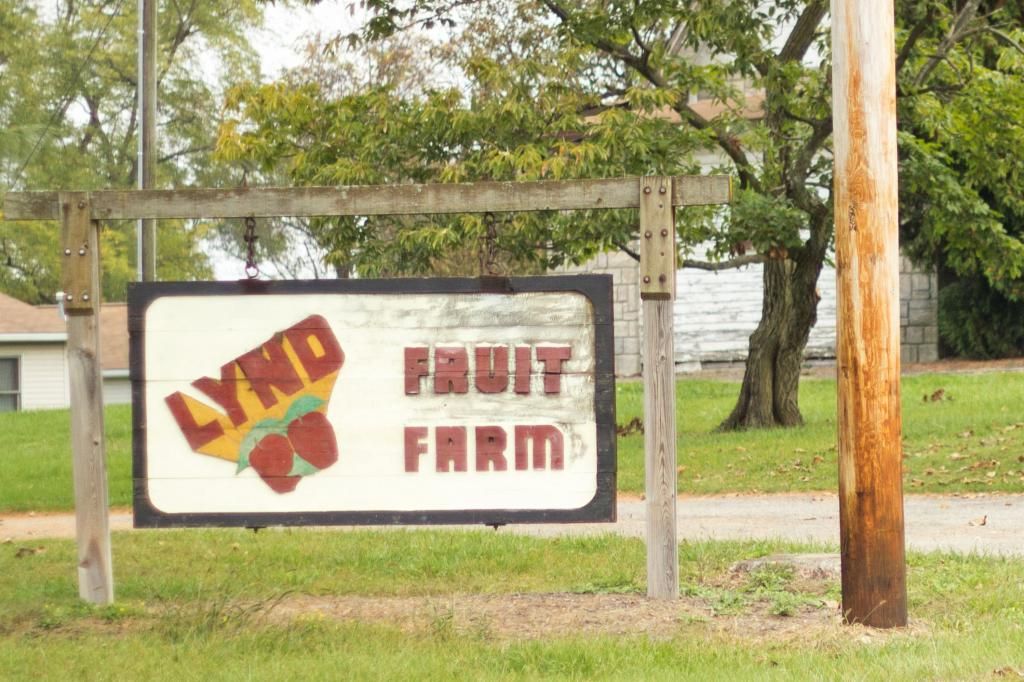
[{"x1": 564, "y1": 251, "x2": 938, "y2": 376}]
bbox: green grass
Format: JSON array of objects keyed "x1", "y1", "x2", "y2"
[
  {"x1": 0, "y1": 403, "x2": 133, "y2": 509},
  {"x1": 4, "y1": 620, "x2": 1020, "y2": 681},
  {"x1": 0, "y1": 405, "x2": 132, "y2": 511},
  {"x1": 1, "y1": 530, "x2": 1022, "y2": 680},
  {"x1": 616, "y1": 372, "x2": 1024, "y2": 494},
  {"x1": 2, "y1": 372, "x2": 1023, "y2": 511}
]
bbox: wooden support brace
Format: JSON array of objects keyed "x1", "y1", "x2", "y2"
[
  {"x1": 639, "y1": 176, "x2": 679, "y2": 599},
  {"x1": 639, "y1": 177, "x2": 676, "y2": 300},
  {"x1": 60, "y1": 192, "x2": 97, "y2": 314},
  {"x1": 59, "y1": 192, "x2": 114, "y2": 605}
]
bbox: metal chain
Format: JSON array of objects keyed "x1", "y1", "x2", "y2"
[
  {"x1": 243, "y1": 215, "x2": 260, "y2": 279},
  {"x1": 483, "y1": 212, "x2": 499, "y2": 276}
]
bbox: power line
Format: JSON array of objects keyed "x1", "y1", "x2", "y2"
[{"x1": 8, "y1": 0, "x2": 128, "y2": 190}]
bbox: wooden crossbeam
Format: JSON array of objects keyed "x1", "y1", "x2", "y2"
[{"x1": 3, "y1": 176, "x2": 731, "y2": 221}]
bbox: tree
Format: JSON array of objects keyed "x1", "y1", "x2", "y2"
[
  {"x1": 235, "y1": 0, "x2": 1024, "y2": 429},
  {"x1": 893, "y1": 1, "x2": 1024, "y2": 361},
  {"x1": 0, "y1": 0, "x2": 264, "y2": 303},
  {"x1": 219, "y1": 9, "x2": 717, "y2": 278},
  {"x1": 897, "y1": 4, "x2": 1024, "y2": 301}
]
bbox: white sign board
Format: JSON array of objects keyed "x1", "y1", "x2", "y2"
[{"x1": 130, "y1": 277, "x2": 615, "y2": 526}]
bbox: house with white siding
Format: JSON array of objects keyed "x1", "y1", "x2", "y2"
[{"x1": 0, "y1": 293, "x2": 129, "y2": 411}]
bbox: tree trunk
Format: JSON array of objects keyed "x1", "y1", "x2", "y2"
[{"x1": 718, "y1": 248, "x2": 825, "y2": 430}]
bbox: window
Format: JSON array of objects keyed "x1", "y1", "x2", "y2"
[{"x1": 0, "y1": 358, "x2": 19, "y2": 412}]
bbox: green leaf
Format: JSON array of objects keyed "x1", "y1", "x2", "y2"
[
  {"x1": 283, "y1": 395, "x2": 326, "y2": 424},
  {"x1": 288, "y1": 455, "x2": 321, "y2": 477}
]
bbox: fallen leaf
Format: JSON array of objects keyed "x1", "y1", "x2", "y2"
[
  {"x1": 949, "y1": 452, "x2": 965, "y2": 460},
  {"x1": 992, "y1": 666, "x2": 1024, "y2": 678},
  {"x1": 615, "y1": 417, "x2": 644, "y2": 436},
  {"x1": 812, "y1": 456, "x2": 825, "y2": 465},
  {"x1": 14, "y1": 546, "x2": 45, "y2": 558},
  {"x1": 968, "y1": 515, "x2": 988, "y2": 527},
  {"x1": 959, "y1": 430, "x2": 973, "y2": 439}
]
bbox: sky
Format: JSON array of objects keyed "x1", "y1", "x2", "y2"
[{"x1": 254, "y1": 2, "x2": 364, "y2": 78}]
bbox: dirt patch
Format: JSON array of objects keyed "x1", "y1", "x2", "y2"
[
  {"x1": 0, "y1": 508, "x2": 133, "y2": 542},
  {"x1": 9, "y1": 591, "x2": 929, "y2": 647},
  {"x1": 272, "y1": 592, "x2": 845, "y2": 642}
]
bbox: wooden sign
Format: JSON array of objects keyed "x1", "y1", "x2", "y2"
[{"x1": 129, "y1": 276, "x2": 615, "y2": 527}]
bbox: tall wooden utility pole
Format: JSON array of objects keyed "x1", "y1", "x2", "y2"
[
  {"x1": 139, "y1": 0, "x2": 157, "y2": 281},
  {"x1": 831, "y1": 0, "x2": 908, "y2": 627}
]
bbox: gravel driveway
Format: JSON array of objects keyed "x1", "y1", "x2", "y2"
[{"x1": 3, "y1": 493, "x2": 1021, "y2": 556}]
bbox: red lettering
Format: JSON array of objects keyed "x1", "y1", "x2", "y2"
[
  {"x1": 165, "y1": 392, "x2": 224, "y2": 450},
  {"x1": 284, "y1": 315, "x2": 344, "y2": 382},
  {"x1": 536, "y1": 346, "x2": 571, "y2": 394},
  {"x1": 404, "y1": 347, "x2": 429, "y2": 395},
  {"x1": 514, "y1": 425, "x2": 564, "y2": 470},
  {"x1": 191, "y1": 362, "x2": 248, "y2": 427},
  {"x1": 434, "y1": 347, "x2": 469, "y2": 394},
  {"x1": 436, "y1": 426, "x2": 467, "y2": 472},
  {"x1": 236, "y1": 337, "x2": 304, "y2": 409},
  {"x1": 475, "y1": 426, "x2": 508, "y2": 471},
  {"x1": 474, "y1": 346, "x2": 509, "y2": 393},
  {"x1": 404, "y1": 427, "x2": 428, "y2": 472},
  {"x1": 514, "y1": 346, "x2": 531, "y2": 394}
]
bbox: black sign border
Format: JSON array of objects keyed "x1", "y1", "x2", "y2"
[{"x1": 129, "y1": 275, "x2": 616, "y2": 528}]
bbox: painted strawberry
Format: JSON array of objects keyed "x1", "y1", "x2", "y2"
[
  {"x1": 287, "y1": 411, "x2": 338, "y2": 470},
  {"x1": 249, "y1": 433, "x2": 301, "y2": 493}
]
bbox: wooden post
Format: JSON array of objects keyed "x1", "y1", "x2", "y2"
[
  {"x1": 1, "y1": 176, "x2": 732, "y2": 605},
  {"x1": 60, "y1": 192, "x2": 114, "y2": 605},
  {"x1": 140, "y1": 0, "x2": 157, "y2": 281},
  {"x1": 640, "y1": 176, "x2": 678, "y2": 599},
  {"x1": 832, "y1": 0, "x2": 907, "y2": 627}
]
